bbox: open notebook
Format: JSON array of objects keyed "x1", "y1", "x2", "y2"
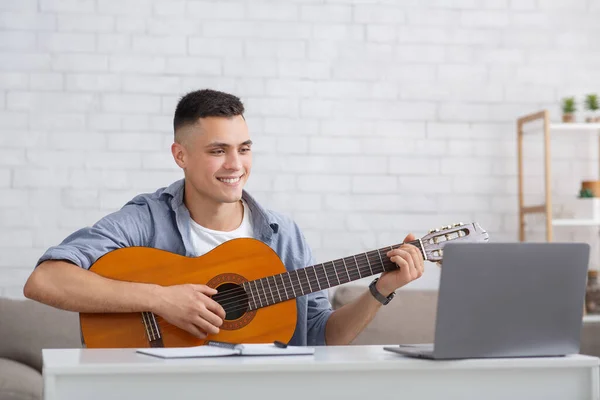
[{"x1": 136, "y1": 341, "x2": 315, "y2": 359}]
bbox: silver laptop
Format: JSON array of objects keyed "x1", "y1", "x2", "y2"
[{"x1": 384, "y1": 242, "x2": 590, "y2": 360}]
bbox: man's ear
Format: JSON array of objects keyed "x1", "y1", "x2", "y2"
[{"x1": 171, "y1": 142, "x2": 186, "y2": 168}]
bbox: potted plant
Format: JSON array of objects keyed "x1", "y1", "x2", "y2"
[
  {"x1": 573, "y1": 184, "x2": 600, "y2": 221},
  {"x1": 584, "y1": 94, "x2": 599, "y2": 122},
  {"x1": 562, "y1": 97, "x2": 576, "y2": 122}
]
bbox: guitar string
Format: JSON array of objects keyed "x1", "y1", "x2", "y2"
[
  {"x1": 210, "y1": 238, "x2": 433, "y2": 309},
  {"x1": 147, "y1": 236, "x2": 456, "y2": 334},
  {"x1": 215, "y1": 261, "x2": 389, "y2": 310},
  {"x1": 145, "y1": 239, "x2": 434, "y2": 325},
  {"x1": 141, "y1": 311, "x2": 154, "y2": 341},
  {"x1": 210, "y1": 239, "x2": 424, "y2": 303},
  {"x1": 149, "y1": 250, "x2": 396, "y2": 337},
  {"x1": 145, "y1": 253, "x2": 398, "y2": 330},
  {"x1": 212, "y1": 251, "x2": 396, "y2": 308},
  {"x1": 212, "y1": 250, "x2": 415, "y2": 312},
  {"x1": 149, "y1": 254, "x2": 424, "y2": 335},
  {"x1": 217, "y1": 258, "x2": 389, "y2": 315},
  {"x1": 149, "y1": 312, "x2": 160, "y2": 340},
  {"x1": 142, "y1": 255, "x2": 397, "y2": 336},
  {"x1": 143, "y1": 311, "x2": 159, "y2": 341}
]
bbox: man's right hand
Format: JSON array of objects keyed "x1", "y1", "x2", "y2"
[{"x1": 152, "y1": 284, "x2": 226, "y2": 339}]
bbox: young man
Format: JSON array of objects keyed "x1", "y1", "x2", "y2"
[{"x1": 23, "y1": 89, "x2": 424, "y2": 346}]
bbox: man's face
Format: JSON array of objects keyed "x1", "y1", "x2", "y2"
[{"x1": 173, "y1": 115, "x2": 252, "y2": 206}]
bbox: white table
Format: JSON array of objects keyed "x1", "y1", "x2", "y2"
[{"x1": 43, "y1": 345, "x2": 599, "y2": 400}]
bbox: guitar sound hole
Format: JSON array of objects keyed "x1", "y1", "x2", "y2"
[{"x1": 215, "y1": 283, "x2": 249, "y2": 321}]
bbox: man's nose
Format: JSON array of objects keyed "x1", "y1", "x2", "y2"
[{"x1": 224, "y1": 152, "x2": 242, "y2": 170}]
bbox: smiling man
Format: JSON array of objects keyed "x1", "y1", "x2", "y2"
[{"x1": 23, "y1": 89, "x2": 424, "y2": 346}]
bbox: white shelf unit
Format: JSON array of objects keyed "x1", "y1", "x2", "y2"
[
  {"x1": 518, "y1": 113, "x2": 600, "y2": 318},
  {"x1": 517, "y1": 111, "x2": 600, "y2": 240},
  {"x1": 549, "y1": 123, "x2": 600, "y2": 131},
  {"x1": 552, "y1": 219, "x2": 600, "y2": 227}
]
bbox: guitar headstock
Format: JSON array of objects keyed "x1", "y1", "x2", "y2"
[{"x1": 420, "y1": 222, "x2": 489, "y2": 263}]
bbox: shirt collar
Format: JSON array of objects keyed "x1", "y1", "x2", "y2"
[{"x1": 162, "y1": 179, "x2": 279, "y2": 242}]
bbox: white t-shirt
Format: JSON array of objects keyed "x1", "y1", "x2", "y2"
[{"x1": 189, "y1": 200, "x2": 254, "y2": 256}]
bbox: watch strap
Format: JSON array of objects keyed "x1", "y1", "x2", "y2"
[{"x1": 369, "y1": 278, "x2": 395, "y2": 305}]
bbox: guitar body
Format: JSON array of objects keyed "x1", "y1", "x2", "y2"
[{"x1": 79, "y1": 238, "x2": 297, "y2": 348}]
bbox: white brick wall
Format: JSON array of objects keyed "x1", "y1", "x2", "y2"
[{"x1": 1, "y1": 0, "x2": 598, "y2": 297}]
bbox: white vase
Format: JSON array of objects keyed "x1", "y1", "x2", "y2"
[{"x1": 571, "y1": 198, "x2": 600, "y2": 220}]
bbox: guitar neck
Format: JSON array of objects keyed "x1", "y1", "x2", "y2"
[{"x1": 243, "y1": 239, "x2": 423, "y2": 311}]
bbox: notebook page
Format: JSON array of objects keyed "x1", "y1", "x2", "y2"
[
  {"x1": 239, "y1": 343, "x2": 315, "y2": 356},
  {"x1": 136, "y1": 345, "x2": 240, "y2": 359}
]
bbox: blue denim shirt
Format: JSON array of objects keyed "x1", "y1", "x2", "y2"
[{"x1": 37, "y1": 179, "x2": 333, "y2": 346}]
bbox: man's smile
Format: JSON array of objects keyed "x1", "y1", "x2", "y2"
[{"x1": 216, "y1": 174, "x2": 244, "y2": 185}]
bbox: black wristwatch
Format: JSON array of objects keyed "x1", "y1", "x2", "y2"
[{"x1": 369, "y1": 278, "x2": 395, "y2": 305}]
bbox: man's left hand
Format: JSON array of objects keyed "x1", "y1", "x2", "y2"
[{"x1": 376, "y1": 233, "x2": 424, "y2": 296}]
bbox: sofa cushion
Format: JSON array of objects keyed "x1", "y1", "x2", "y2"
[
  {"x1": 0, "y1": 357, "x2": 42, "y2": 400},
  {"x1": 332, "y1": 285, "x2": 438, "y2": 345},
  {"x1": 0, "y1": 298, "x2": 81, "y2": 372},
  {"x1": 333, "y1": 286, "x2": 600, "y2": 356},
  {"x1": 581, "y1": 320, "x2": 600, "y2": 357}
]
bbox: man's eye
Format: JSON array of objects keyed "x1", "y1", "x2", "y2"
[
  {"x1": 211, "y1": 149, "x2": 225, "y2": 154},
  {"x1": 240, "y1": 147, "x2": 251, "y2": 153}
]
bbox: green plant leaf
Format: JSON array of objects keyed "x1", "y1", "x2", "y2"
[
  {"x1": 585, "y1": 94, "x2": 599, "y2": 111},
  {"x1": 562, "y1": 96, "x2": 576, "y2": 113}
]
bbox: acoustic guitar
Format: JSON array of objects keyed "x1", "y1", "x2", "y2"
[{"x1": 80, "y1": 222, "x2": 489, "y2": 348}]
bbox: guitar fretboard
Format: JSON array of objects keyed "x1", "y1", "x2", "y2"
[{"x1": 242, "y1": 240, "x2": 422, "y2": 311}]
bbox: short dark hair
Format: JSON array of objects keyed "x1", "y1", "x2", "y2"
[{"x1": 173, "y1": 89, "x2": 245, "y2": 136}]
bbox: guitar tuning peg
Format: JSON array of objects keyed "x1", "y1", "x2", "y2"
[
  {"x1": 453, "y1": 222, "x2": 463, "y2": 227},
  {"x1": 429, "y1": 228, "x2": 440, "y2": 234}
]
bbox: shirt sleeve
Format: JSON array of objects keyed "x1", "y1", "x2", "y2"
[
  {"x1": 36, "y1": 200, "x2": 154, "y2": 270},
  {"x1": 303, "y1": 237, "x2": 334, "y2": 346}
]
